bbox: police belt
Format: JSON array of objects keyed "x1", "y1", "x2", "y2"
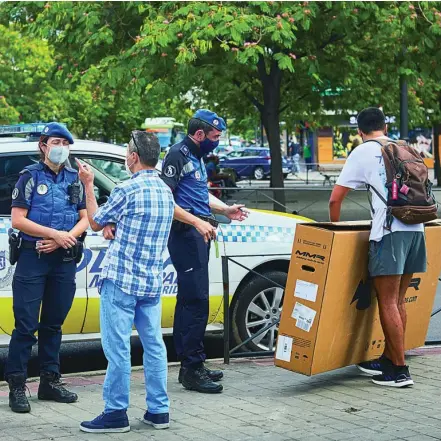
[
  {"x1": 19, "y1": 238, "x2": 84, "y2": 263},
  {"x1": 172, "y1": 214, "x2": 219, "y2": 231}
]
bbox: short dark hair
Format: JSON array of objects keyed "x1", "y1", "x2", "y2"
[
  {"x1": 188, "y1": 118, "x2": 217, "y2": 136},
  {"x1": 357, "y1": 107, "x2": 386, "y2": 134},
  {"x1": 129, "y1": 131, "x2": 160, "y2": 167},
  {"x1": 38, "y1": 135, "x2": 50, "y2": 160}
]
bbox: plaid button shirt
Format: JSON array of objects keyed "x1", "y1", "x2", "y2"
[{"x1": 93, "y1": 169, "x2": 174, "y2": 297}]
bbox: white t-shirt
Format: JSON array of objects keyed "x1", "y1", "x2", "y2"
[{"x1": 336, "y1": 136, "x2": 424, "y2": 242}]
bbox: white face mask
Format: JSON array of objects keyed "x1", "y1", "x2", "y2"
[
  {"x1": 125, "y1": 156, "x2": 135, "y2": 176},
  {"x1": 47, "y1": 145, "x2": 69, "y2": 165}
]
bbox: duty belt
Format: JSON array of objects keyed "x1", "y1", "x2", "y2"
[
  {"x1": 196, "y1": 215, "x2": 219, "y2": 228},
  {"x1": 172, "y1": 214, "x2": 219, "y2": 231}
]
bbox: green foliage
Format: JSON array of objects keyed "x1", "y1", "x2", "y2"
[{"x1": 3, "y1": 1, "x2": 441, "y2": 201}]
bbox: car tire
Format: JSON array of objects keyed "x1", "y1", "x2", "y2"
[
  {"x1": 253, "y1": 166, "x2": 265, "y2": 180},
  {"x1": 232, "y1": 270, "x2": 287, "y2": 353}
]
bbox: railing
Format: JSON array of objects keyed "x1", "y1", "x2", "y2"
[{"x1": 220, "y1": 256, "x2": 441, "y2": 364}]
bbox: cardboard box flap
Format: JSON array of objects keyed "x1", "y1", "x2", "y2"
[{"x1": 303, "y1": 221, "x2": 372, "y2": 232}]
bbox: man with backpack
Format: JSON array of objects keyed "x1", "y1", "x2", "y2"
[{"x1": 329, "y1": 107, "x2": 436, "y2": 388}]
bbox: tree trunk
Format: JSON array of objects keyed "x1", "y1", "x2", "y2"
[
  {"x1": 258, "y1": 58, "x2": 286, "y2": 212},
  {"x1": 435, "y1": 94, "x2": 441, "y2": 187}
]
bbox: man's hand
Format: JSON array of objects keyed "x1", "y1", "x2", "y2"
[
  {"x1": 195, "y1": 219, "x2": 217, "y2": 243},
  {"x1": 51, "y1": 230, "x2": 77, "y2": 249},
  {"x1": 76, "y1": 158, "x2": 94, "y2": 186},
  {"x1": 103, "y1": 223, "x2": 116, "y2": 240},
  {"x1": 224, "y1": 204, "x2": 249, "y2": 222},
  {"x1": 38, "y1": 239, "x2": 61, "y2": 254}
]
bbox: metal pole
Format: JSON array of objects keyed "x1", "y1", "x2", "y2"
[
  {"x1": 222, "y1": 256, "x2": 230, "y2": 365},
  {"x1": 400, "y1": 75, "x2": 409, "y2": 140}
]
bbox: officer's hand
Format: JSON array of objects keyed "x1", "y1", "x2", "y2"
[
  {"x1": 103, "y1": 223, "x2": 116, "y2": 240},
  {"x1": 76, "y1": 158, "x2": 94, "y2": 185},
  {"x1": 38, "y1": 239, "x2": 60, "y2": 254},
  {"x1": 195, "y1": 220, "x2": 217, "y2": 243},
  {"x1": 52, "y1": 231, "x2": 77, "y2": 249},
  {"x1": 224, "y1": 204, "x2": 249, "y2": 222}
]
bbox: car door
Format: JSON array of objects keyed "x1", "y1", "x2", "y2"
[
  {"x1": 0, "y1": 153, "x2": 87, "y2": 336},
  {"x1": 222, "y1": 151, "x2": 249, "y2": 178}
]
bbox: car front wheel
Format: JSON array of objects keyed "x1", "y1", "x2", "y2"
[
  {"x1": 232, "y1": 270, "x2": 286, "y2": 352},
  {"x1": 253, "y1": 166, "x2": 265, "y2": 180}
]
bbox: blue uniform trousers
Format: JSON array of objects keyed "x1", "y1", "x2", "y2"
[
  {"x1": 5, "y1": 248, "x2": 76, "y2": 379},
  {"x1": 168, "y1": 226, "x2": 210, "y2": 369}
]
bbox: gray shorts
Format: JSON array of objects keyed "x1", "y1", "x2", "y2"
[{"x1": 368, "y1": 231, "x2": 427, "y2": 277}]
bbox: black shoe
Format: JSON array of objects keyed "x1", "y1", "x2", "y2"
[
  {"x1": 357, "y1": 355, "x2": 393, "y2": 376},
  {"x1": 179, "y1": 366, "x2": 224, "y2": 384},
  {"x1": 372, "y1": 365, "x2": 414, "y2": 388},
  {"x1": 181, "y1": 367, "x2": 223, "y2": 394},
  {"x1": 7, "y1": 373, "x2": 30, "y2": 413},
  {"x1": 38, "y1": 371, "x2": 78, "y2": 403}
]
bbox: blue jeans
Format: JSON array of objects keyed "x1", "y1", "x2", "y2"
[{"x1": 100, "y1": 279, "x2": 169, "y2": 414}]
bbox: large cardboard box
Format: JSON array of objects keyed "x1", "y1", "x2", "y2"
[{"x1": 275, "y1": 222, "x2": 441, "y2": 376}]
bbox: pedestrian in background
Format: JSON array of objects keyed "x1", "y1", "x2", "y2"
[
  {"x1": 78, "y1": 131, "x2": 174, "y2": 433},
  {"x1": 161, "y1": 109, "x2": 248, "y2": 394}
]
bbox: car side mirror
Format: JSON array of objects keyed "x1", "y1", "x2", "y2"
[
  {"x1": 97, "y1": 195, "x2": 109, "y2": 206},
  {"x1": 213, "y1": 214, "x2": 231, "y2": 225}
]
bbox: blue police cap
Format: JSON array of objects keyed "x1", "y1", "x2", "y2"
[
  {"x1": 41, "y1": 122, "x2": 74, "y2": 144},
  {"x1": 193, "y1": 109, "x2": 226, "y2": 131}
]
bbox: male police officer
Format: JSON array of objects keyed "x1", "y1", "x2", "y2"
[{"x1": 161, "y1": 109, "x2": 248, "y2": 394}]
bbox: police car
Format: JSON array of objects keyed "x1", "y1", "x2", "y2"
[{"x1": 0, "y1": 127, "x2": 311, "y2": 352}]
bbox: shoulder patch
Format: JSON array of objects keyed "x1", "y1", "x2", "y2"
[
  {"x1": 164, "y1": 165, "x2": 177, "y2": 178},
  {"x1": 180, "y1": 145, "x2": 190, "y2": 156},
  {"x1": 12, "y1": 188, "x2": 19, "y2": 200}
]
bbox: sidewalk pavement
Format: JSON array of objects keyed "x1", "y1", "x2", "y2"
[{"x1": 1, "y1": 347, "x2": 441, "y2": 441}]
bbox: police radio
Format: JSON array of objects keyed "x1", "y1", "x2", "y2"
[{"x1": 68, "y1": 181, "x2": 81, "y2": 205}]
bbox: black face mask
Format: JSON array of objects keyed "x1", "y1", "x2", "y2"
[{"x1": 200, "y1": 137, "x2": 219, "y2": 155}]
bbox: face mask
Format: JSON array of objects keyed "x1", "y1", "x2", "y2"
[
  {"x1": 125, "y1": 156, "x2": 135, "y2": 176},
  {"x1": 200, "y1": 137, "x2": 219, "y2": 155},
  {"x1": 47, "y1": 145, "x2": 69, "y2": 165}
]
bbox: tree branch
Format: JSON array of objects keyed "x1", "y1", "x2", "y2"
[
  {"x1": 256, "y1": 54, "x2": 268, "y2": 84},
  {"x1": 279, "y1": 91, "x2": 311, "y2": 114},
  {"x1": 233, "y1": 79, "x2": 263, "y2": 112}
]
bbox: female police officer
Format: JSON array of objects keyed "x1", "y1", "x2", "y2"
[{"x1": 5, "y1": 122, "x2": 89, "y2": 413}]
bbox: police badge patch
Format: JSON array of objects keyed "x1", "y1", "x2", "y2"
[
  {"x1": 37, "y1": 184, "x2": 48, "y2": 195},
  {"x1": 164, "y1": 165, "x2": 176, "y2": 178},
  {"x1": 195, "y1": 171, "x2": 201, "y2": 181},
  {"x1": 12, "y1": 188, "x2": 19, "y2": 200}
]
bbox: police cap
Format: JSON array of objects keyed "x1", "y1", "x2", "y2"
[
  {"x1": 41, "y1": 122, "x2": 74, "y2": 144},
  {"x1": 193, "y1": 109, "x2": 226, "y2": 132}
]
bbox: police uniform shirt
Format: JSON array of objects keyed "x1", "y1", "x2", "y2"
[
  {"x1": 11, "y1": 162, "x2": 86, "y2": 211},
  {"x1": 161, "y1": 136, "x2": 210, "y2": 216}
]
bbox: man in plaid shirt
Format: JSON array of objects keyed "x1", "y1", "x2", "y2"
[{"x1": 77, "y1": 132, "x2": 175, "y2": 434}]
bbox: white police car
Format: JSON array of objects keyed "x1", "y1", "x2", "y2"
[{"x1": 0, "y1": 132, "x2": 311, "y2": 352}]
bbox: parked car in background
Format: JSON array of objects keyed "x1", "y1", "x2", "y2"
[
  {"x1": 219, "y1": 147, "x2": 291, "y2": 180},
  {"x1": 213, "y1": 145, "x2": 234, "y2": 158}
]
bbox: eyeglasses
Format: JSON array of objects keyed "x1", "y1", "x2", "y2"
[{"x1": 131, "y1": 132, "x2": 141, "y2": 154}]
